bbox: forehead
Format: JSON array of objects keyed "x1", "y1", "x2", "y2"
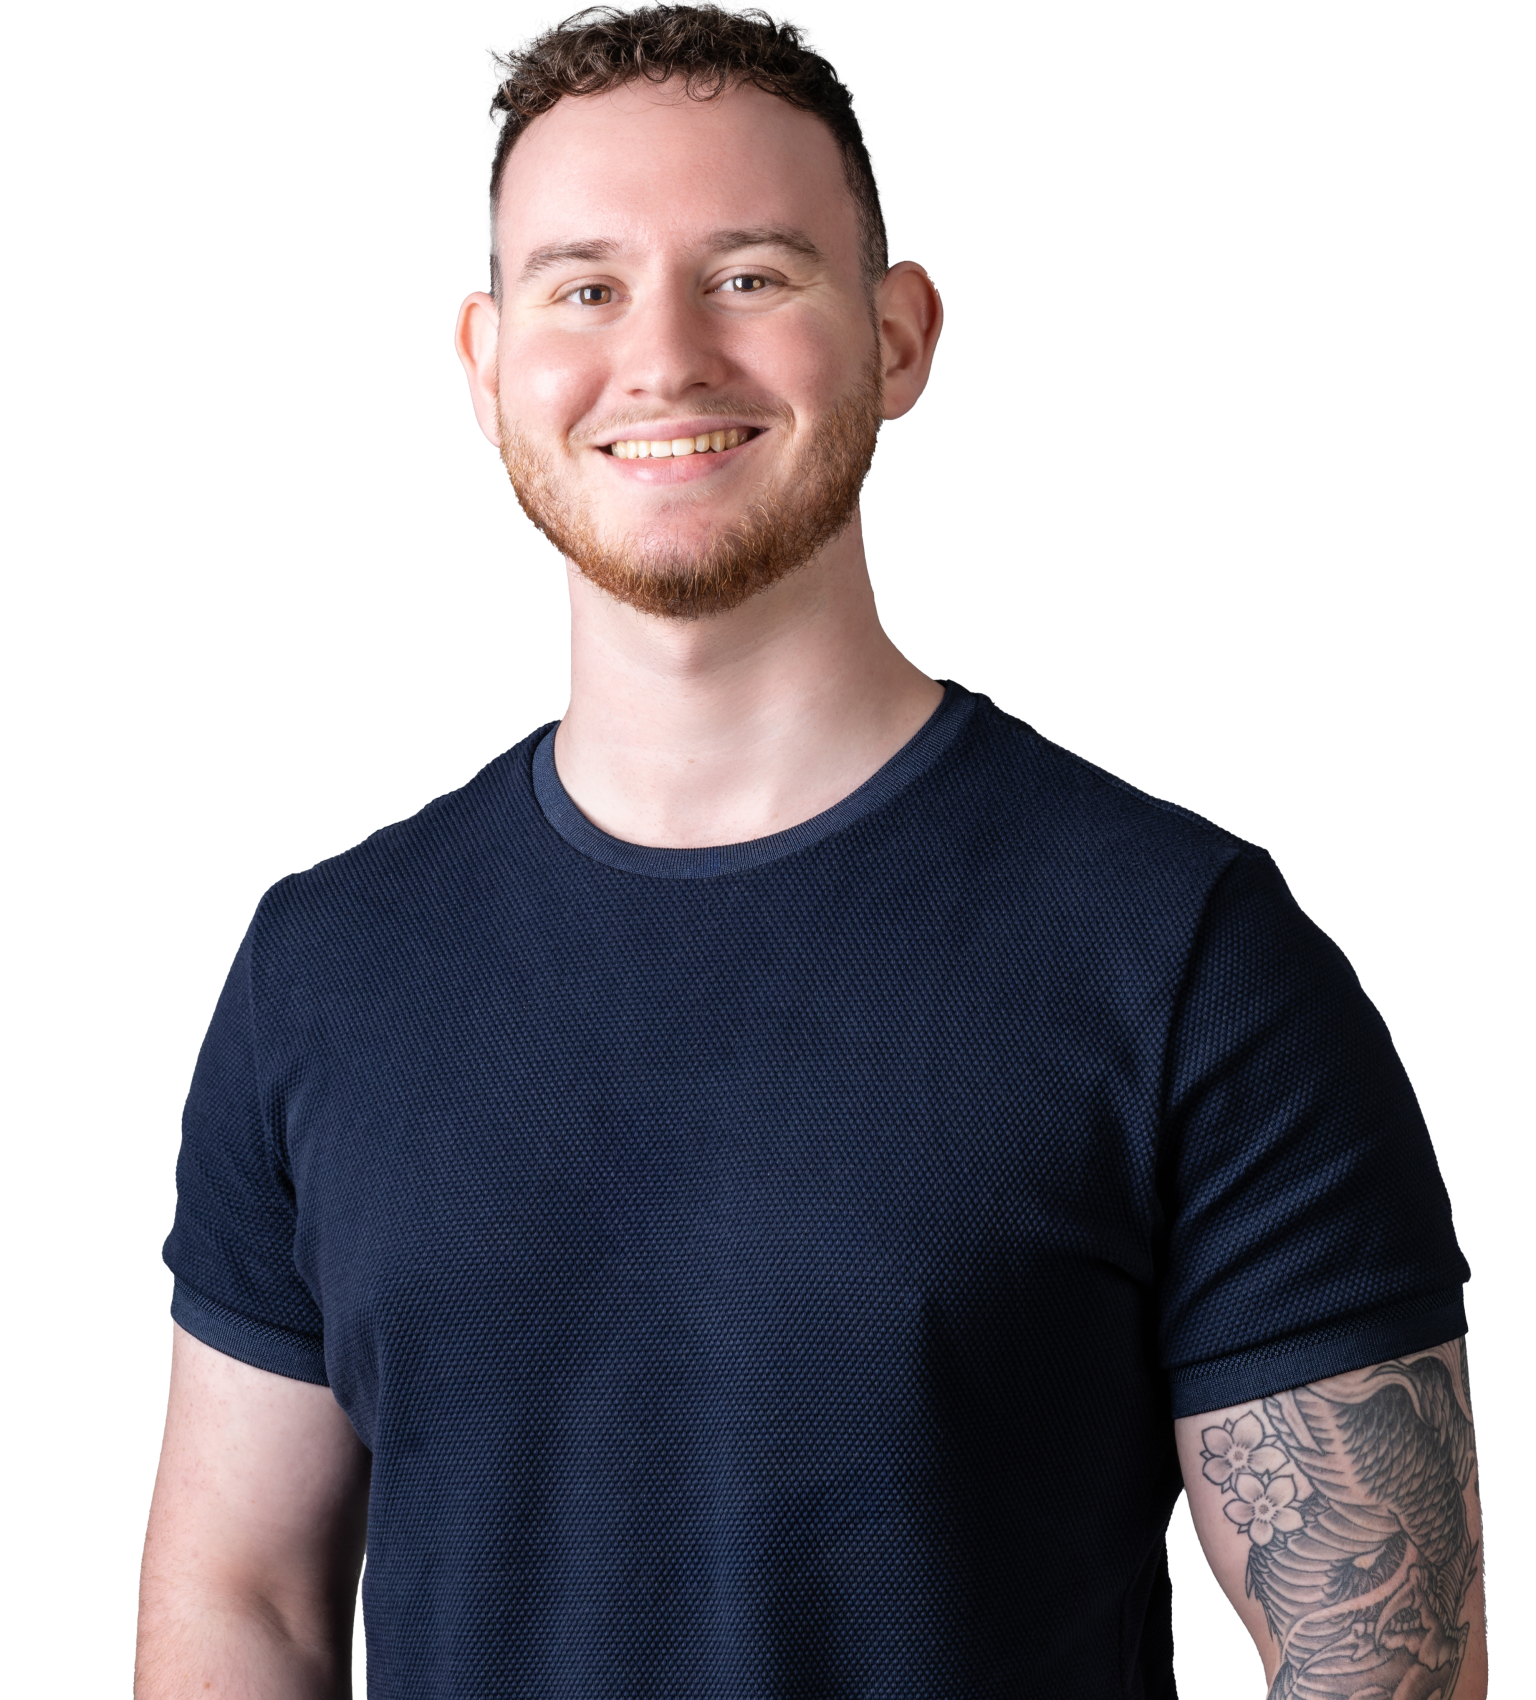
[{"x1": 495, "y1": 79, "x2": 858, "y2": 270}]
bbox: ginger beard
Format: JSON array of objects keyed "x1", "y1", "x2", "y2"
[{"x1": 497, "y1": 347, "x2": 884, "y2": 620}]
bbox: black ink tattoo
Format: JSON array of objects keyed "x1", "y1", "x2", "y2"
[{"x1": 1197, "y1": 1338, "x2": 1478, "y2": 1700}]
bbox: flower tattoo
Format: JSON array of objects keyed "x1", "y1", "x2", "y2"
[
  {"x1": 1223, "y1": 1471, "x2": 1302, "y2": 1546},
  {"x1": 1200, "y1": 1412, "x2": 1300, "y2": 1550},
  {"x1": 1200, "y1": 1412, "x2": 1287, "y2": 1487}
]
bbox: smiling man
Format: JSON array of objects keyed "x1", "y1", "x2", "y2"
[{"x1": 138, "y1": 9, "x2": 1485, "y2": 1699}]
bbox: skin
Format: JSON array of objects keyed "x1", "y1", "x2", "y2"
[
  {"x1": 136, "y1": 1327, "x2": 369, "y2": 1697},
  {"x1": 455, "y1": 78, "x2": 944, "y2": 847}
]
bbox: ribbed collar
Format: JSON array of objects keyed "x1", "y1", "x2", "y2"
[{"x1": 531, "y1": 683, "x2": 975, "y2": 879}]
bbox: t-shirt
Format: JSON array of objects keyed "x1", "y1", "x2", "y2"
[{"x1": 164, "y1": 684, "x2": 1468, "y2": 1700}]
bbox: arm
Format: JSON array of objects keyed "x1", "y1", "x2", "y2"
[
  {"x1": 136, "y1": 1325, "x2": 371, "y2": 1699},
  {"x1": 1175, "y1": 1336, "x2": 1486, "y2": 1699}
]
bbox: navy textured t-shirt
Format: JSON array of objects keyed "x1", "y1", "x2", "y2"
[{"x1": 165, "y1": 685, "x2": 1467, "y2": 1699}]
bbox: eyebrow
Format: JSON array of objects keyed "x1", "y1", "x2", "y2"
[{"x1": 513, "y1": 225, "x2": 826, "y2": 284}]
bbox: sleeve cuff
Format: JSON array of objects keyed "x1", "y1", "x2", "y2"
[
  {"x1": 1167, "y1": 1285, "x2": 1466, "y2": 1418},
  {"x1": 171, "y1": 1279, "x2": 329, "y2": 1386}
]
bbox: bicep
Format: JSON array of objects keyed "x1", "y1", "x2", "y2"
[
  {"x1": 142, "y1": 1324, "x2": 370, "y2": 1633},
  {"x1": 1175, "y1": 1336, "x2": 1486, "y2": 1699}
]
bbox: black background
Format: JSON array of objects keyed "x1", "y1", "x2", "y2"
[{"x1": 93, "y1": 6, "x2": 1502, "y2": 1693}]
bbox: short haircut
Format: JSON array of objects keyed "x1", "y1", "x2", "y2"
[{"x1": 487, "y1": 5, "x2": 889, "y2": 296}]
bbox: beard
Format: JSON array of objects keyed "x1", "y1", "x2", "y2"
[{"x1": 498, "y1": 351, "x2": 884, "y2": 620}]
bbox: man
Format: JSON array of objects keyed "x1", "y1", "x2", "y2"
[{"x1": 137, "y1": 8, "x2": 1485, "y2": 1697}]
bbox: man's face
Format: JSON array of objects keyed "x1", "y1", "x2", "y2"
[{"x1": 478, "y1": 79, "x2": 886, "y2": 618}]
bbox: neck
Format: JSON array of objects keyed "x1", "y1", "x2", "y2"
[{"x1": 552, "y1": 513, "x2": 943, "y2": 848}]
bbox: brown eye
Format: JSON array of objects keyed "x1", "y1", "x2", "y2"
[
  {"x1": 576, "y1": 285, "x2": 612, "y2": 305},
  {"x1": 722, "y1": 275, "x2": 768, "y2": 293}
]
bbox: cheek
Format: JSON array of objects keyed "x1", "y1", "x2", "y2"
[
  {"x1": 733, "y1": 312, "x2": 863, "y2": 411},
  {"x1": 498, "y1": 332, "x2": 607, "y2": 428}
]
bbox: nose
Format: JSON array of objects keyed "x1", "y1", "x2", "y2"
[{"x1": 610, "y1": 279, "x2": 732, "y2": 403}]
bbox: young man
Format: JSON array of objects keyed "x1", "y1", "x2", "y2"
[{"x1": 138, "y1": 9, "x2": 1485, "y2": 1697}]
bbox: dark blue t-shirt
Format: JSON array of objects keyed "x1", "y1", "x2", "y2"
[{"x1": 165, "y1": 685, "x2": 1467, "y2": 1699}]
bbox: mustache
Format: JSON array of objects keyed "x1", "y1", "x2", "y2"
[{"x1": 572, "y1": 399, "x2": 792, "y2": 447}]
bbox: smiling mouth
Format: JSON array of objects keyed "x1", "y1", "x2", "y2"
[{"x1": 606, "y1": 427, "x2": 759, "y2": 460}]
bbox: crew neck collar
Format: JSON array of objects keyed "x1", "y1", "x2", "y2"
[{"x1": 531, "y1": 683, "x2": 975, "y2": 879}]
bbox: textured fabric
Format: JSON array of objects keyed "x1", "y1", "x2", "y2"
[{"x1": 164, "y1": 686, "x2": 1467, "y2": 1699}]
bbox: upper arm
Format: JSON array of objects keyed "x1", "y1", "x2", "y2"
[
  {"x1": 1175, "y1": 1337, "x2": 1486, "y2": 1699},
  {"x1": 139, "y1": 1325, "x2": 370, "y2": 1669}
]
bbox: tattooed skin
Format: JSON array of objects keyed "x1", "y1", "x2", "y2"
[{"x1": 1197, "y1": 1340, "x2": 1479, "y2": 1700}]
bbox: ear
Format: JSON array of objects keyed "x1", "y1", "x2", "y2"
[
  {"x1": 874, "y1": 262, "x2": 943, "y2": 421},
  {"x1": 455, "y1": 291, "x2": 503, "y2": 447}
]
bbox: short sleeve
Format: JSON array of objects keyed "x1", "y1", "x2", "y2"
[
  {"x1": 162, "y1": 923, "x2": 328, "y2": 1384},
  {"x1": 1158, "y1": 849, "x2": 1468, "y2": 1417}
]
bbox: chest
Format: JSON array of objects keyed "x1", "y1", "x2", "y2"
[{"x1": 278, "y1": 888, "x2": 1170, "y2": 1446}]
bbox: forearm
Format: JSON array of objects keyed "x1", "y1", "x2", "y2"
[{"x1": 135, "y1": 1584, "x2": 355, "y2": 1700}]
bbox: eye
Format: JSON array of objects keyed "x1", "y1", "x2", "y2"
[
  {"x1": 570, "y1": 284, "x2": 613, "y2": 306},
  {"x1": 718, "y1": 274, "x2": 771, "y2": 294}
]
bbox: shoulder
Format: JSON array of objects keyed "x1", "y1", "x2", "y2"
[
  {"x1": 246, "y1": 725, "x2": 554, "y2": 974},
  {"x1": 951, "y1": 692, "x2": 1261, "y2": 903}
]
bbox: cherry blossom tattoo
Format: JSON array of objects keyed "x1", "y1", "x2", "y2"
[{"x1": 1198, "y1": 1339, "x2": 1479, "y2": 1700}]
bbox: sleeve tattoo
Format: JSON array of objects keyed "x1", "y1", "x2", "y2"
[{"x1": 1194, "y1": 1338, "x2": 1480, "y2": 1700}]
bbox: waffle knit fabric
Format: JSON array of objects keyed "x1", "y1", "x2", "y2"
[{"x1": 165, "y1": 684, "x2": 1468, "y2": 1699}]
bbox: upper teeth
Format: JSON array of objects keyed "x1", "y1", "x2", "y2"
[{"x1": 608, "y1": 428, "x2": 748, "y2": 459}]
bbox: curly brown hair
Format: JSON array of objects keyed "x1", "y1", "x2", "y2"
[{"x1": 487, "y1": 5, "x2": 887, "y2": 295}]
